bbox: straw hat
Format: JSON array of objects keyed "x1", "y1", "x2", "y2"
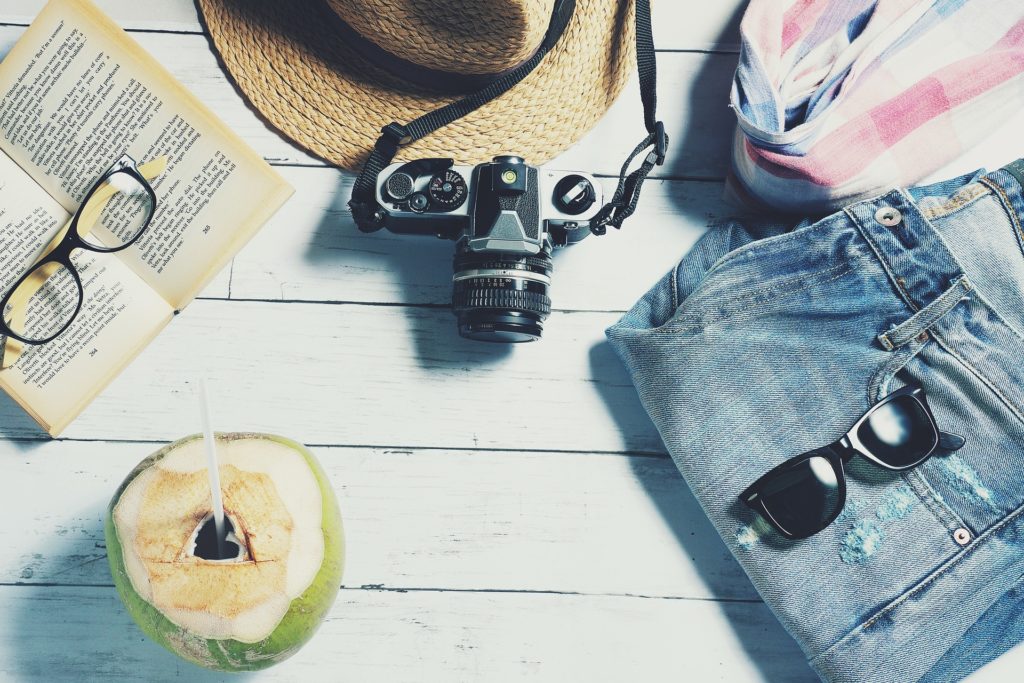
[{"x1": 197, "y1": 0, "x2": 636, "y2": 170}]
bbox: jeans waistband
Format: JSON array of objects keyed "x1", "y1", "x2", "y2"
[
  {"x1": 844, "y1": 189, "x2": 968, "y2": 315},
  {"x1": 979, "y1": 160, "x2": 1024, "y2": 251}
]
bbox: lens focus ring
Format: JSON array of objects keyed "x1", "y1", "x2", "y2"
[
  {"x1": 451, "y1": 249, "x2": 554, "y2": 343},
  {"x1": 452, "y1": 288, "x2": 551, "y2": 316},
  {"x1": 453, "y1": 253, "x2": 552, "y2": 275}
]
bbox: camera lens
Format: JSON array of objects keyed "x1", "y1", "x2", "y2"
[{"x1": 451, "y1": 249, "x2": 553, "y2": 343}]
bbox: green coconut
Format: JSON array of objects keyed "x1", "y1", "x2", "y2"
[{"x1": 105, "y1": 433, "x2": 344, "y2": 672}]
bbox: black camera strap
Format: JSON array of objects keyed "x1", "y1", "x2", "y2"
[{"x1": 349, "y1": 0, "x2": 665, "y2": 236}]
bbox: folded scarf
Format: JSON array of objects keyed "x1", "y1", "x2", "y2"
[{"x1": 728, "y1": 0, "x2": 1024, "y2": 213}]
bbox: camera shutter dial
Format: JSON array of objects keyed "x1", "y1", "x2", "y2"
[{"x1": 428, "y1": 170, "x2": 468, "y2": 210}]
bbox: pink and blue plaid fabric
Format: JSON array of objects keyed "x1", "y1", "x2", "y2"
[{"x1": 728, "y1": 0, "x2": 1024, "y2": 213}]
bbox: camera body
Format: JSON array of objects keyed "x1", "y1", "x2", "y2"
[{"x1": 373, "y1": 155, "x2": 602, "y2": 342}]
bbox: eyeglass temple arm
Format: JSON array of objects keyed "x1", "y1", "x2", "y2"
[{"x1": 1, "y1": 156, "x2": 168, "y2": 370}]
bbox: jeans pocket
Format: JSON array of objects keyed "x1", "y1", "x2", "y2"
[
  {"x1": 660, "y1": 255, "x2": 864, "y2": 334},
  {"x1": 868, "y1": 275, "x2": 973, "y2": 400}
]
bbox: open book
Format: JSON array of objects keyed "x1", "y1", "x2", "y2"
[{"x1": 0, "y1": 0, "x2": 293, "y2": 435}]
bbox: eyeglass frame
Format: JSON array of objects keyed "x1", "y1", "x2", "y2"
[
  {"x1": 739, "y1": 385, "x2": 966, "y2": 540},
  {"x1": 0, "y1": 153, "x2": 157, "y2": 345}
]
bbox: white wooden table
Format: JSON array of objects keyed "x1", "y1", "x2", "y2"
[{"x1": 0, "y1": 2, "x2": 1021, "y2": 681}]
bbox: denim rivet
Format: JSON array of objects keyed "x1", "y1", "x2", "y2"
[
  {"x1": 917, "y1": 331, "x2": 929, "y2": 343},
  {"x1": 953, "y1": 528, "x2": 972, "y2": 546},
  {"x1": 875, "y1": 206, "x2": 902, "y2": 227}
]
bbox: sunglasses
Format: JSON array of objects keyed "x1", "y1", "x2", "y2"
[{"x1": 739, "y1": 386, "x2": 966, "y2": 539}]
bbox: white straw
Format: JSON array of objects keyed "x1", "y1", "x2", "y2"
[{"x1": 198, "y1": 378, "x2": 227, "y2": 559}]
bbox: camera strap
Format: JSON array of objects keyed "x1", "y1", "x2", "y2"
[{"x1": 349, "y1": 0, "x2": 665, "y2": 236}]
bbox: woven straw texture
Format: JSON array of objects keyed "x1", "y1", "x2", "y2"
[
  {"x1": 326, "y1": 0, "x2": 556, "y2": 74},
  {"x1": 196, "y1": 0, "x2": 636, "y2": 171}
]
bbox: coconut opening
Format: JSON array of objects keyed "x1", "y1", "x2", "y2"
[
  {"x1": 114, "y1": 435, "x2": 331, "y2": 643},
  {"x1": 190, "y1": 513, "x2": 248, "y2": 562}
]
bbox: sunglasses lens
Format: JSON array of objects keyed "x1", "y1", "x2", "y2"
[
  {"x1": 759, "y1": 455, "x2": 842, "y2": 537},
  {"x1": 857, "y1": 395, "x2": 937, "y2": 468}
]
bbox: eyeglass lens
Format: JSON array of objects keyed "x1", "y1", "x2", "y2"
[
  {"x1": 856, "y1": 395, "x2": 937, "y2": 468},
  {"x1": 76, "y1": 169, "x2": 154, "y2": 250},
  {"x1": 1, "y1": 262, "x2": 81, "y2": 343},
  {"x1": 759, "y1": 455, "x2": 842, "y2": 537}
]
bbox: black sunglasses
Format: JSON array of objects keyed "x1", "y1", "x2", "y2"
[{"x1": 740, "y1": 386, "x2": 966, "y2": 540}]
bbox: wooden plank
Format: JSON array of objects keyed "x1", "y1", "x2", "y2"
[
  {"x1": 227, "y1": 168, "x2": 724, "y2": 310},
  {"x1": 0, "y1": 0, "x2": 747, "y2": 52},
  {"x1": 0, "y1": 440, "x2": 754, "y2": 600},
  {"x1": 201, "y1": 261, "x2": 231, "y2": 299},
  {"x1": 0, "y1": 584, "x2": 816, "y2": 682},
  {"x1": 534, "y1": 51, "x2": 738, "y2": 180},
  {"x1": 0, "y1": 299, "x2": 665, "y2": 452},
  {"x1": 0, "y1": 0, "x2": 202, "y2": 32},
  {"x1": 0, "y1": 27, "x2": 739, "y2": 179},
  {"x1": 967, "y1": 646, "x2": 1024, "y2": 683},
  {"x1": 657, "y1": 1, "x2": 746, "y2": 52}
]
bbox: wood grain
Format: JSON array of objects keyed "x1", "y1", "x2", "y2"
[
  {"x1": 0, "y1": 299, "x2": 665, "y2": 451},
  {"x1": 0, "y1": 0, "x2": 202, "y2": 32},
  {"x1": 0, "y1": 440, "x2": 755, "y2": 600},
  {"x1": 0, "y1": 27, "x2": 739, "y2": 178},
  {"x1": 0, "y1": 585, "x2": 817, "y2": 682},
  {"x1": 1, "y1": 1, "x2": 1022, "y2": 681},
  {"x1": 0, "y1": 0, "x2": 748, "y2": 52},
  {"x1": 226, "y1": 169, "x2": 731, "y2": 311}
]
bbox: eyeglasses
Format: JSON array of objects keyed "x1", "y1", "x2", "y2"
[
  {"x1": 739, "y1": 386, "x2": 966, "y2": 540},
  {"x1": 0, "y1": 154, "x2": 158, "y2": 346}
]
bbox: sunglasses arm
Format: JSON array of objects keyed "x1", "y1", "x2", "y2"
[{"x1": 938, "y1": 431, "x2": 967, "y2": 452}]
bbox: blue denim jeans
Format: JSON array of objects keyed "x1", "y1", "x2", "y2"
[{"x1": 607, "y1": 165, "x2": 1024, "y2": 682}]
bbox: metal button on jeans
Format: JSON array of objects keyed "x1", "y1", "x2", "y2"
[
  {"x1": 953, "y1": 528, "x2": 972, "y2": 546},
  {"x1": 875, "y1": 206, "x2": 903, "y2": 227}
]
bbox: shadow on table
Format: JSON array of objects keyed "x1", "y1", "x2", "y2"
[
  {"x1": 588, "y1": 341, "x2": 818, "y2": 683},
  {"x1": 303, "y1": 177, "x2": 515, "y2": 367},
  {"x1": 0, "y1": 393, "x2": 52, "y2": 448},
  {"x1": 653, "y1": 0, "x2": 767, "y2": 235},
  {"x1": 7, "y1": 518, "x2": 251, "y2": 681}
]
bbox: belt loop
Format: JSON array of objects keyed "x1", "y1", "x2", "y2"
[
  {"x1": 1001, "y1": 158, "x2": 1024, "y2": 192},
  {"x1": 877, "y1": 276, "x2": 973, "y2": 350}
]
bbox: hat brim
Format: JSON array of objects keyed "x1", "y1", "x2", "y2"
[{"x1": 196, "y1": 0, "x2": 636, "y2": 171}]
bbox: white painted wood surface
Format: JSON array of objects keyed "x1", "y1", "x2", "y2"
[
  {"x1": 0, "y1": 441, "x2": 756, "y2": 599},
  {"x1": 0, "y1": 1, "x2": 1020, "y2": 681},
  {"x1": 0, "y1": 586, "x2": 811, "y2": 683},
  {"x1": 0, "y1": 0, "x2": 748, "y2": 51}
]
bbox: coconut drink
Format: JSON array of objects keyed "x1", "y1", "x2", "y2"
[{"x1": 105, "y1": 433, "x2": 344, "y2": 671}]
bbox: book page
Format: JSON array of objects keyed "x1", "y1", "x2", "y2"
[
  {"x1": 0, "y1": 149, "x2": 69, "y2": 281},
  {"x1": 0, "y1": 251, "x2": 173, "y2": 436},
  {"x1": 0, "y1": 150, "x2": 173, "y2": 435},
  {"x1": 0, "y1": 0, "x2": 293, "y2": 310}
]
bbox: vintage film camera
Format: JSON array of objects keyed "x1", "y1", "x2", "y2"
[{"x1": 373, "y1": 155, "x2": 602, "y2": 342}]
